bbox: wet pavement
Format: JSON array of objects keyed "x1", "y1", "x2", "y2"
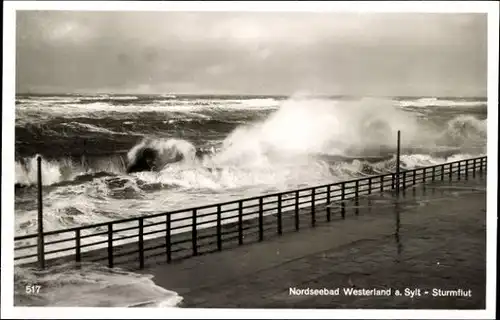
[{"x1": 143, "y1": 176, "x2": 487, "y2": 309}]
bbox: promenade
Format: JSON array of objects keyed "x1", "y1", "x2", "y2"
[{"x1": 142, "y1": 176, "x2": 487, "y2": 309}]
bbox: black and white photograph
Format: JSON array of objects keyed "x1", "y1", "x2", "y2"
[{"x1": 2, "y1": 1, "x2": 498, "y2": 319}]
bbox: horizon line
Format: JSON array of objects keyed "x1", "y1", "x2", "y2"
[{"x1": 14, "y1": 92, "x2": 488, "y2": 99}]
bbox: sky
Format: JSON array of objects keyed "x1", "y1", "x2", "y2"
[{"x1": 15, "y1": 11, "x2": 487, "y2": 97}]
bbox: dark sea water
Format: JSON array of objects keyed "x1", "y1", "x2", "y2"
[{"x1": 13, "y1": 93, "x2": 487, "y2": 307}]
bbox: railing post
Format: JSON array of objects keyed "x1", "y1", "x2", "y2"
[
  {"x1": 402, "y1": 172, "x2": 406, "y2": 190},
  {"x1": 397, "y1": 172, "x2": 400, "y2": 193},
  {"x1": 82, "y1": 139, "x2": 88, "y2": 172},
  {"x1": 277, "y1": 194, "x2": 282, "y2": 235},
  {"x1": 295, "y1": 190, "x2": 300, "y2": 231},
  {"x1": 473, "y1": 159, "x2": 476, "y2": 178},
  {"x1": 107, "y1": 223, "x2": 113, "y2": 268},
  {"x1": 259, "y1": 198, "x2": 264, "y2": 241},
  {"x1": 423, "y1": 167, "x2": 426, "y2": 184},
  {"x1": 75, "y1": 229, "x2": 81, "y2": 263},
  {"x1": 238, "y1": 200, "x2": 243, "y2": 245},
  {"x1": 449, "y1": 163, "x2": 453, "y2": 181},
  {"x1": 192, "y1": 209, "x2": 198, "y2": 256},
  {"x1": 465, "y1": 160, "x2": 469, "y2": 180},
  {"x1": 311, "y1": 188, "x2": 316, "y2": 227},
  {"x1": 458, "y1": 161, "x2": 461, "y2": 181},
  {"x1": 166, "y1": 214, "x2": 171, "y2": 263},
  {"x1": 413, "y1": 170, "x2": 416, "y2": 185},
  {"x1": 217, "y1": 205, "x2": 222, "y2": 251},
  {"x1": 326, "y1": 185, "x2": 331, "y2": 222},
  {"x1": 355, "y1": 180, "x2": 359, "y2": 215},
  {"x1": 139, "y1": 218, "x2": 144, "y2": 269},
  {"x1": 341, "y1": 182, "x2": 346, "y2": 219},
  {"x1": 368, "y1": 177, "x2": 372, "y2": 195},
  {"x1": 441, "y1": 164, "x2": 445, "y2": 181},
  {"x1": 37, "y1": 156, "x2": 45, "y2": 270},
  {"x1": 431, "y1": 166, "x2": 435, "y2": 182},
  {"x1": 396, "y1": 130, "x2": 401, "y2": 194},
  {"x1": 479, "y1": 157, "x2": 483, "y2": 175},
  {"x1": 391, "y1": 173, "x2": 395, "y2": 190},
  {"x1": 380, "y1": 176, "x2": 384, "y2": 192}
]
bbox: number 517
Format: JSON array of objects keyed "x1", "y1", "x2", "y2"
[{"x1": 25, "y1": 285, "x2": 41, "y2": 294}]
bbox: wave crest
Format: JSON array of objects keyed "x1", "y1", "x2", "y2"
[
  {"x1": 442, "y1": 115, "x2": 486, "y2": 144},
  {"x1": 399, "y1": 97, "x2": 486, "y2": 108},
  {"x1": 15, "y1": 155, "x2": 126, "y2": 187},
  {"x1": 126, "y1": 138, "x2": 197, "y2": 172}
]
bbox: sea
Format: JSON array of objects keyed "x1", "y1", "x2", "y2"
[{"x1": 12, "y1": 93, "x2": 487, "y2": 307}]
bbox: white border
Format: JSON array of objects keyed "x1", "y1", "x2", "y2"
[
  {"x1": 6, "y1": 0, "x2": 499, "y2": 13},
  {"x1": 485, "y1": 1, "x2": 499, "y2": 316},
  {"x1": 2, "y1": 1, "x2": 498, "y2": 319}
]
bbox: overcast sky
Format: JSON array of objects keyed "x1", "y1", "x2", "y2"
[{"x1": 16, "y1": 11, "x2": 487, "y2": 97}]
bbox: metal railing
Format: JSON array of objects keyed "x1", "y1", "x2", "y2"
[{"x1": 14, "y1": 156, "x2": 487, "y2": 269}]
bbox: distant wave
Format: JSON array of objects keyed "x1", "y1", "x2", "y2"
[
  {"x1": 399, "y1": 97, "x2": 486, "y2": 108},
  {"x1": 76, "y1": 96, "x2": 139, "y2": 104},
  {"x1": 16, "y1": 97, "x2": 80, "y2": 105},
  {"x1": 159, "y1": 93, "x2": 177, "y2": 99},
  {"x1": 16, "y1": 116, "x2": 234, "y2": 141},
  {"x1": 161, "y1": 118, "x2": 246, "y2": 126},
  {"x1": 222, "y1": 98, "x2": 281, "y2": 109},
  {"x1": 16, "y1": 121, "x2": 145, "y2": 141},
  {"x1": 60, "y1": 122, "x2": 126, "y2": 135},
  {"x1": 15, "y1": 97, "x2": 279, "y2": 123}
]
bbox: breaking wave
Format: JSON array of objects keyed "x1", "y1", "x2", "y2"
[
  {"x1": 14, "y1": 263, "x2": 182, "y2": 307},
  {"x1": 15, "y1": 155, "x2": 126, "y2": 187},
  {"x1": 439, "y1": 115, "x2": 487, "y2": 145},
  {"x1": 60, "y1": 122, "x2": 126, "y2": 135}
]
